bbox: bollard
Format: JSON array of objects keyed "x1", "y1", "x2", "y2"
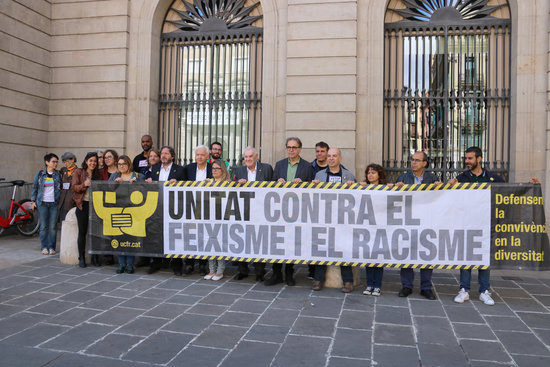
[
  {"x1": 324, "y1": 265, "x2": 362, "y2": 288},
  {"x1": 59, "y1": 208, "x2": 90, "y2": 264}
]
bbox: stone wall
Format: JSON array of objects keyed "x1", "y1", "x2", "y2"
[
  {"x1": 0, "y1": 0, "x2": 51, "y2": 180},
  {"x1": 49, "y1": 0, "x2": 130, "y2": 164}
]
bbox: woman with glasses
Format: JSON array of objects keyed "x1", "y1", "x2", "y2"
[
  {"x1": 72, "y1": 152, "x2": 101, "y2": 267},
  {"x1": 203, "y1": 159, "x2": 230, "y2": 281},
  {"x1": 31, "y1": 153, "x2": 62, "y2": 255},
  {"x1": 109, "y1": 155, "x2": 144, "y2": 274},
  {"x1": 95, "y1": 150, "x2": 104, "y2": 170},
  {"x1": 100, "y1": 149, "x2": 119, "y2": 180}
]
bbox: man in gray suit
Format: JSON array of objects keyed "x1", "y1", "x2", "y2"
[
  {"x1": 395, "y1": 151, "x2": 441, "y2": 300},
  {"x1": 233, "y1": 147, "x2": 273, "y2": 281},
  {"x1": 265, "y1": 137, "x2": 313, "y2": 286}
]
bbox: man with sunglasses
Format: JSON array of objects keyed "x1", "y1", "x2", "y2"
[{"x1": 265, "y1": 137, "x2": 313, "y2": 286}]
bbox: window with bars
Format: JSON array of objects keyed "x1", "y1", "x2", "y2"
[
  {"x1": 159, "y1": 0, "x2": 263, "y2": 166},
  {"x1": 383, "y1": 0, "x2": 511, "y2": 181}
]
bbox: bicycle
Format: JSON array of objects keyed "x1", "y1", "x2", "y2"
[{"x1": 0, "y1": 178, "x2": 40, "y2": 236}]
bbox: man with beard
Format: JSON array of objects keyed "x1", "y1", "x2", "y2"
[{"x1": 207, "y1": 141, "x2": 229, "y2": 168}]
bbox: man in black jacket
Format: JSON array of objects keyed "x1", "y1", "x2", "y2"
[
  {"x1": 265, "y1": 137, "x2": 313, "y2": 286},
  {"x1": 146, "y1": 146, "x2": 185, "y2": 274},
  {"x1": 233, "y1": 146, "x2": 273, "y2": 281},
  {"x1": 180, "y1": 145, "x2": 213, "y2": 276}
]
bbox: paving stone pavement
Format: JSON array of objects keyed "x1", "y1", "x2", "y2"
[{"x1": 1, "y1": 237, "x2": 550, "y2": 366}]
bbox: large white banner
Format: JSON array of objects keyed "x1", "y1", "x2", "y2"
[{"x1": 163, "y1": 185, "x2": 491, "y2": 265}]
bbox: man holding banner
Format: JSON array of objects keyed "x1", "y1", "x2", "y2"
[
  {"x1": 311, "y1": 148, "x2": 356, "y2": 292},
  {"x1": 265, "y1": 137, "x2": 313, "y2": 286},
  {"x1": 396, "y1": 151, "x2": 441, "y2": 300},
  {"x1": 450, "y1": 146, "x2": 504, "y2": 306},
  {"x1": 233, "y1": 147, "x2": 274, "y2": 281}
]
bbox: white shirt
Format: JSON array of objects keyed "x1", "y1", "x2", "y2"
[
  {"x1": 159, "y1": 163, "x2": 172, "y2": 181},
  {"x1": 247, "y1": 164, "x2": 257, "y2": 181},
  {"x1": 196, "y1": 166, "x2": 207, "y2": 181}
]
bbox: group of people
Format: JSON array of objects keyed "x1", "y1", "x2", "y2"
[{"x1": 30, "y1": 134, "x2": 539, "y2": 306}]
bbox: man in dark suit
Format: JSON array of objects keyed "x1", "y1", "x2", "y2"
[
  {"x1": 233, "y1": 146, "x2": 273, "y2": 281},
  {"x1": 395, "y1": 151, "x2": 441, "y2": 300},
  {"x1": 180, "y1": 145, "x2": 213, "y2": 276},
  {"x1": 145, "y1": 146, "x2": 186, "y2": 274},
  {"x1": 265, "y1": 137, "x2": 313, "y2": 286}
]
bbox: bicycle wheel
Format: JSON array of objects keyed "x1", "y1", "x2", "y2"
[{"x1": 15, "y1": 199, "x2": 40, "y2": 236}]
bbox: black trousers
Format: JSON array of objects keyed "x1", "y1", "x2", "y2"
[
  {"x1": 271, "y1": 263, "x2": 294, "y2": 278},
  {"x1": 237, "y1": 261, "x2": 266, "y2": 276},
  {"x1": 75, "y1": 201, "x2": 89, "y2": 260}
]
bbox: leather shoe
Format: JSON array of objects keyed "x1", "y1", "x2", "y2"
[
  {"x1": 286, "y1": 276, "x2": 296, "y2": 286},
  {"x1": 183, "y1": 265, "x2": 193, "y2": 275},
  {"x1": 173, "y1": 270, "x2": 182, "y2": 276},
  {"x1": 147, "y1": 266, "x2": 159, "y2": 275},
  {"x1": 234, "y1": 273, "x2": 248, "y2": 280},
  {"x1": 398, "y1": 287, "x2": 412, "y2": 297},
  {"x1": 91, "y1": 255, "x2": 100, "y2": 267},
  {"x1": 341, "y1": 282, "x2": 353, "y2": 293},
  {"x1": 312, "y1": 280, "x2": 323, "y2": 291},
  {"x1": 420, "y1": 289, "x2": 436, "y2": 300},
  {"x1": 264, "y1": 274, "x2": 283, "y2": 286},
  {"x1": 79, "y1": 259, "x2": 86, "y2": 268},
  {"x1": 198, "y1": 265, "x2": 208, "y2": 276},
  {"x1": 255, "y1": 274, "x2": 265, "y2": 282},
  {"x1": 116, "y1": 265, "x2": 125, "y2": 274}
]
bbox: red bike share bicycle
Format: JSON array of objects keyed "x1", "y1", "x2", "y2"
[{"x1": 0, "y1": 178, "x2": 40, "y2": 236}]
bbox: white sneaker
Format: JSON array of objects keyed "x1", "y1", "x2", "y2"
[
  {"x1": 363, "y1": 286, "x2": 373, "y2": 295},
  {"x1": 479, "y1": 290, "x2": 495, "y2": 306},
  {"x1": 372, "y1": 288, "x2": 381, "y2": 296},
  {"x1": 41, "y1": 248, "x2": 49, "y2": 255},
  {"x1": 203, "y1": 273, "x2": 214, "y2": 280},
  {"x1": 212, "y1": 274, "x2": 224, "y2": 281},
  {"x1": 49, "y1": 249, "x2": 56, "y2": 255},
  {"x1": 454, "y1": 288, "x2": 470, "y2": 303}
]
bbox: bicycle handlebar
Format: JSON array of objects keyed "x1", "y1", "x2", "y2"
[{"x1": 0, "y1": 180, "x2": 26, "y2": 186}]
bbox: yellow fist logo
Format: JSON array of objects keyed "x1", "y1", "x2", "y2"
[
  {"x1": 111, "y1": 239, "x2": 119, "y2": 249},
  {"x1": 93, "y1": 190, "x2": 158, "y2": 237}
]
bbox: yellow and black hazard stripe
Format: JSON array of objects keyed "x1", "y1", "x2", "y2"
[
  {"x1": 164, "y1": 180, "x2": 490, "y2": 191},
  {"x1": 163, "y1": 254, "x2": 488, "y2": 269}
]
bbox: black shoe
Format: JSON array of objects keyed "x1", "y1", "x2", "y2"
[
  {"x1": 420, "y1": 289, "x2": 436, "y2": 300},
  {"x1": 125, "y1": 265, "x2": 134, "y2": 274},
  {"x1": 198, "y1": 266, "x2": 208, "y2": 276},
  {"x1": 105, "y1": 256, "x2": 114, "y2": 266},
  {"x1": 264, "y1": 274, "x2": 283, "y2": 286},
  {"x1": 286, "y1": 276, "x2": 296, "y2": 286},
  {"x1": 183, "y1": 265, "x2": 193, "y2": 275},
  {"x1": 79, "y1": 259, "x2": 86, "y2": 268},
  {"x1": 174, "y1": 270, "x2": 183, "y2": 276},
  {"x1": 147, "y1": 266, "x2": 159, "y2": 275},
  {"x1": 256, "y1": 274, "x2": 265, "y2": 282},
  {"x1": 91, "y1": 255, "x2": 100, "y2": 267},
  {"x1": 116, "y1": 265, "x2": 125, "y2": 274},
  {"x1": 398, "y1": 287, "x2": 412, "y2": 297},
  {"x1": 234, "y1": 273, "x2": 248, "y2": 280}
]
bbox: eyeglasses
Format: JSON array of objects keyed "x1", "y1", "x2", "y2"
[
  {"x1": 104, "y1": 156, "x2": 113, "y2": 160},
  {"x1": 286, "y1": 146, "x2": 300, "y2": 150},
  {"x1": 117, "y1": 162, "x2": 128, "y2": 166},
  {"x1": 212, "y1": 167, "x2": 221, "y2": 170}
]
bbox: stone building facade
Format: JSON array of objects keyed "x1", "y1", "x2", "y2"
[{"x1": 1, "y1": 0, "x2": 549, "y2": 199}]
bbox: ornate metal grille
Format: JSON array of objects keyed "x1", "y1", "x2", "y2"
[
  {"x1": 383, "y1": 0, "x2": 511, "y2": 181},
  {"x1": 159, "y1": 0, "x2": 263, "y2": 166}
]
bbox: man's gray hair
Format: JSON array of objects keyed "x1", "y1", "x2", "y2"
[
  {"x1": 285, "y1": 137, "x2": 302, "y2": 148},
  {"x1": 243, "y1": 146, "x2": 257, "y2": 156},
  {"x1": 195, "y1": 145, "x2": 210, "y2": 154}
]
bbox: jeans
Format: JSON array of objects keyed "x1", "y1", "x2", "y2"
[
  {"x1": 118, "y1": 256, "x2": 135, "y2": 266},
  {"x1": 208, "y1": 259, "x2": 226, "y2": 273},
  {"x1": 314, "y1": 265, "x2": 353, "y2": 283},
  {"x1": 37, "y1": 202, "x2": 58, "y2": 250},
  {"x1": 366, "y1": 267, "x2": 384, "y2": 288},
  {"x1": 400, "y1": 268, "x2": 433, "y2": 290},
  {"x1": 75, "y1": 201, "x2": 89, "y2": 260},
  {"x1": 460, "y1": 268, "x2": 490, "y2": 293}
]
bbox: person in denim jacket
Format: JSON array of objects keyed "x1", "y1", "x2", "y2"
[{"x1": 31, "y1": 153, "x2": 62, "y2": 255}]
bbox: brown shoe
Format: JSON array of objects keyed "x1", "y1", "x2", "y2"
[
  {"x1": 341, "y1": 282, "x2": 353, "y2": 293},
  {"x1": 312, "y1": 281, "x2": 323, "y2": 291}
]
